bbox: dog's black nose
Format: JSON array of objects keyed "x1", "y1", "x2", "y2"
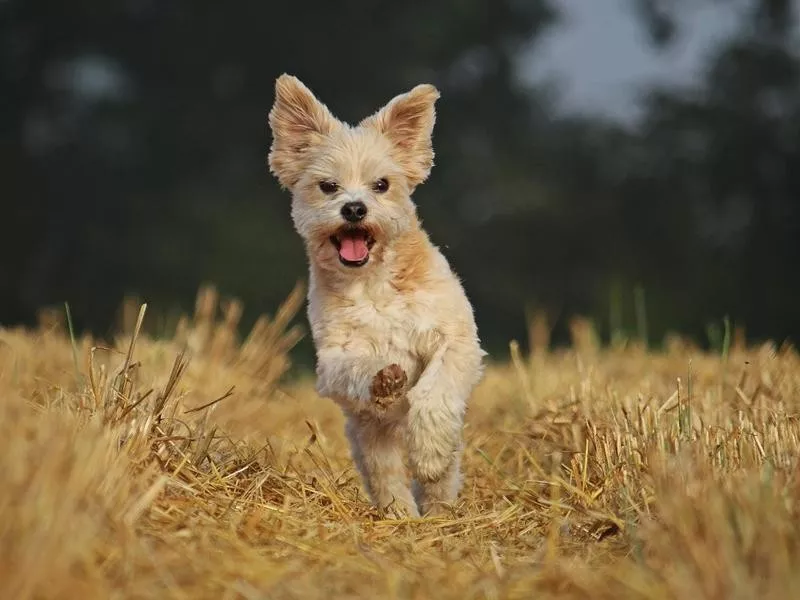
[{"x1": 341, "y1": 201, "x2": 367, "y2": 223}]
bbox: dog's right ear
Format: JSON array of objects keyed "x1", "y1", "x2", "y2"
[{"x1": 268, "y1": 75, "x2": 338, "y2": 189}]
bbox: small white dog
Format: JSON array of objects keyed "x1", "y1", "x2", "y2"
[{"x1": 267, "y1": 75, "x2": 486, "y2": 517}]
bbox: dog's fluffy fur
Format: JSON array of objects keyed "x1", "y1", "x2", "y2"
[{"x1": 267, "y1": 75, "x2": 486, "y2": 517}]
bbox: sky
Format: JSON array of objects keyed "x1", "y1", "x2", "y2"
[
  {"x1": 59, "y1": 1, "x2": 744, "y2": 127},
  {"x1": 520, "y1": 0, "x2": 741, "y2": 122}
]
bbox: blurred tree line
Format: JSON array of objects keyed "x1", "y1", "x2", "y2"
[{"x1": 1, "y1": 0, "x2": 798, "y2": 364}]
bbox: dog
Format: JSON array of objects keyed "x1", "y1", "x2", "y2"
[{"x1": 267, "y1": 74, "x2": 486, "y2": 517}]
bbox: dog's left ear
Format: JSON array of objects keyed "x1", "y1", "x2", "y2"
[
  {"x1": 268, "y1": 74, "x2": 339, "y2": 189},
  {"x1": 360, "y1": 84, "x2": 440, "y2": 189}
]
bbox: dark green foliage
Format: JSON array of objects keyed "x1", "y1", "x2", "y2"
[{"x1": 1, "y1": 0, "x2": 798, "y2": 364}]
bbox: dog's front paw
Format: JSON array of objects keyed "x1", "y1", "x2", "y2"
[
  {"x1": 408, "y1": 444, "x2": 456, "y2": 483},
  {"x1": 380, "y1": 501, "x2": 418, "y2": 521},
  {"x1": 370, "y1": 364, "x2": 408, "y2": 411},
  {"x1": 406, "y1": 401, "x2": 462, "y2": 483}
]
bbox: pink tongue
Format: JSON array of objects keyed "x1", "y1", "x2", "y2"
[{"x1": 339, "y1": 236, "x2": 369, "y2": 262}]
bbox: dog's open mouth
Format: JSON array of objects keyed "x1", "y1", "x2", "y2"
[{"x1": 330, "y1": 226, "x2": 375, "y2": 267}]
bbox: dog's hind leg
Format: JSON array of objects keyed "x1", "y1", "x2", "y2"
[{"x1": 345, "y1": 414, "x2": 418, "y2": 518}]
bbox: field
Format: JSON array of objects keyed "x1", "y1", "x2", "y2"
[{"x1": 2, "y1": 285, "x2": 799, "y2": 600}]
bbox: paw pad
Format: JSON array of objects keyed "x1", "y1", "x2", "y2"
[{"x1": 370, "y1": 364, "x2": 408, "y2": 402}]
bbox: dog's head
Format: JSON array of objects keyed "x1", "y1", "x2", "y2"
[{"x1": 267, "y1": 75, "x2": 439, "y2": 271}]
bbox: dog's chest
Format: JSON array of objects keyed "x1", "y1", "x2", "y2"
[{"x1": 311, "y1": 283, "x2": 435, "y2": 360}]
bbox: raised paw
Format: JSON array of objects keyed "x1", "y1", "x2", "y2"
[{"x1": 370, "y1": 364, "x2": 408, "y2": 410}]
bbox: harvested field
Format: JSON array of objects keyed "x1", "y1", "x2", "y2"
[{"x1": 2, "y1": 287, "x2": 799, "y2": 599}]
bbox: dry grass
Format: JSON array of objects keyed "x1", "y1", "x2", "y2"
[{"x1": 2, "y1": 287, "x2": 800, "y2": 599}]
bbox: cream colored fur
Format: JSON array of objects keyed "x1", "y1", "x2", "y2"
[{"x1": 267, "y1": 74, "x2": 486, "y2": 517}]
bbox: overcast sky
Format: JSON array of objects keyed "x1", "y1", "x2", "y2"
[{"x1": 520, "y1": 0, "x2": 741, "y2": 122}]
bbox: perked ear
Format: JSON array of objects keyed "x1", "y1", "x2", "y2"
[
  {"x1": 268, "y1": 74, "x2": 339, "y2": 189},
  {"x1": 360, "y1": 84, "x2": 440, "y2": 189}
]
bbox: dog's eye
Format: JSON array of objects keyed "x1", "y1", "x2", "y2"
[
  {"x1": 319, "y1": 180, "x2": 339, "y2": 194},
  {"x1": 372, "y1": 178, "x2": 390, "y2": 194}
]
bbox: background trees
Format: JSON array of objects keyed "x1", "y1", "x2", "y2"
[{"x1": 2, "y1": 0, "x2": 797, "y2": 362}]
